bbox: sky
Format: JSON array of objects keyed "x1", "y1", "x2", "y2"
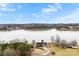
[{"x1": 0, "y1": 3, "x2": 79, "y2": 24}]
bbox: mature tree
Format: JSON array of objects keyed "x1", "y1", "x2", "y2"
[
  {"x1": 51, "y1": 36, "x2": 54, "y2": 43},
  {"x1": 32, "y1": 40, "x2": 35, "y2": 45},
  {"x1": 55, "y1": 35, "x2": 61, "y2": 44},
  {"x1": 60, "y1": 40, "x2": 67, "y2": 48}
]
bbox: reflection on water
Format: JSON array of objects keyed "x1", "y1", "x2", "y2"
[{"x1": 0, "y1": 29, "x2": 79, "y2": 43}]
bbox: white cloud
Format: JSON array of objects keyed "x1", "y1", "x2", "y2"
[
  {"x1": 32, "y1": 3, "x2": 62, "y2": 19},
  {"x1": 32, "y1": 13, "x2": 40, "y2": 18},
  {"x1": 0, "y1": 3, "x2": 17, "y2": 12},
  {"x1": 41, "y1": 5, "x2": 57, "y2": 14},
  {"x1": 0, "y1": 3, "x2": 8, "y2": 7},
  {"x1": 32, "y1": 13, "x2": 49, "y2": 19},
  {"x1": 41, "y1": 4, "x2": 61, "y2": 14},
  {"x1": 0, "y1": 8, "x2": 16, "y2": 12},
  {"x1": 55, "y1": 8, "x2": 79, "y2": 23},
  {"x1": 55, "y1": 3, "x2": 62, "y2": 9}
]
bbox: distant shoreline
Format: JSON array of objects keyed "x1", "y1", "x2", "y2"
[{"x1": 0, "y1": 24, "x2": 79, "y2": 31}]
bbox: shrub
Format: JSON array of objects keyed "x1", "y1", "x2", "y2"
[
  {"x1": 3, "y1": 47, "x2": 17, "y2": 56},
  {"x1": 0, "y1": 39, "x2": 33, "y2": 56},
  {"x1": 17, "y1": 43, "x2": 33, "y2": 56}
]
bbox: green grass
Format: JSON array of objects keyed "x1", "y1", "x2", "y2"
[{"x1": 49, "y1": 44, "x2": 79, "y2": 56}]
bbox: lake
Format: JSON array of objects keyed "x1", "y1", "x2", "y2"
[{"x1": 0, "y1": 29, "x2": 79, "y2": 43}]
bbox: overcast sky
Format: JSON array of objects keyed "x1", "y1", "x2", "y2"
[{"x1": 0, "y1": 3, "x2": 79, "y2": 24}]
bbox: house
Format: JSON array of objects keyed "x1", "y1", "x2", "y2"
[{"x1": 36, "y1": 42, "x2": 47, "y2": 47}]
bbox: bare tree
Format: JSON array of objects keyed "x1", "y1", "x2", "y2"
[
  {"x1": 71, "y1": 40, "x2": 78, "y2": 46},
  {"x1": 32, "y1": 40, "x2": 35, "y2": 45},
  {"x1": 55, "y1": 35, "x2": 61, "y2": 44},
  {"x1": 51, "y1": 36, "x2": 54, "y2": 43},
  {"x1": 60, "y1": 40, "x2": 67, "y2": 48},
  {"x1": 32, "y1": 40, "x2": 36, "y2": 47}
]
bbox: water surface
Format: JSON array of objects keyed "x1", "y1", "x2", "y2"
[{"x1": 0, "y1": 29, "x2": 79, "y2": 43}]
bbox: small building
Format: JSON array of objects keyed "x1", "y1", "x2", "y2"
[{"x1": 36, "y1": 42, "x2": 47, "y2": 47}]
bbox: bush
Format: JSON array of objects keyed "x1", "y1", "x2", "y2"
[
  {"x1": 17, "y1": 43, "x2": 33, "y2": 56},
  {"x1": 0, "y1": 39, "x2": 33, "y2": 56},
  {"x1": 1, "y1": 43, "x2": 10, "y2": 52},
  {"x1": 3, "y1": 47, "x2": 17, "y2": 56}
]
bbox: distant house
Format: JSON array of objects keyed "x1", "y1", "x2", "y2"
[{"x1": 36, "y1": 42, "x2": 47, "y2": 47}]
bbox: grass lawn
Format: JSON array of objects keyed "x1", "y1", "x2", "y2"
[
  {"x1": 32, "y1": 43, "x2": 79, "y2": 56},
  {"x1": 49, "y1": 44, "x2": 79, "y2": 56}
]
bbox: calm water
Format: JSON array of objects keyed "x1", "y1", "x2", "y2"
[{"x1": 0, "y1": 29, "x2": 79, "y2": 43}]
